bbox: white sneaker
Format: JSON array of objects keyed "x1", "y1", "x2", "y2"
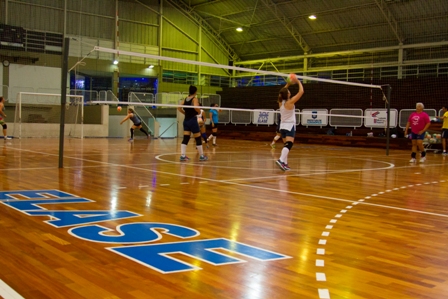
[
  {"x1": 419, "y1": 157, "x2": 426, "y2": 162},
  {"x1": 409, "y1": 158, "x2": 416, "y2": 163},
  {"x1": 4, "y1": 137, "x2": 11, "y2": 140},
  {"x1": 443, "y1": 152, "x2": 447, "y2": 156}
]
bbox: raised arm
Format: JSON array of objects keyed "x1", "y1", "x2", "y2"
[{"x1": 289, "y1": 80, "x2": 304, "y2": 104}]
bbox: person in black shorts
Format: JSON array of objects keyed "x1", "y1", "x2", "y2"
[
  {"x1": 178, "y1": 86, "x2": 207, "y2": 161},
  {"x1": 120, "y1": 108, "x2": 150, "y2": 142}
]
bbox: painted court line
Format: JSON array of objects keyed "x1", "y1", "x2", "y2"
[
  {"x1": 0, "y1": 280, "x2": 25, "y2": 299},
  {"x1": 318, "y1": 289, "x2": 330, "y2": 299},
  {"x1": 8, "y1": 146, "x2": 448, "y2": 219}
]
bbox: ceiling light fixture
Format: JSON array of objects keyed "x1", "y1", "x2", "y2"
[
  {"x1": 309, "y1": 15, "x2": 317, "y2": 20},
  {"x1": 148, "y1": 65, "x2": 154, "y2": 69},
  {"x1": 236, "y1": 27, "x2": 243, "y2": 32},
  {"x1": 113, "y1": 60, "x2": 118, "y2": 65}
]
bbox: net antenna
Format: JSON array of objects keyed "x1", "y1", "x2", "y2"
[{"x1": 68, "y1": 48, "x2": 94, "y2": 72}]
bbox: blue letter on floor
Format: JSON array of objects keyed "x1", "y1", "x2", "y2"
[{"x1": 109, "y1": 238, "x2": 291, "y2": 274}]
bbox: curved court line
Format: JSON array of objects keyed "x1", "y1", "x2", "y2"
[
  {"x1": 222, "y1": 159, "x2": 396, "y2": 182},
  {"x1": 7, "y1": 146, "x2": 448, "y2": 218},
  {"x1": 222, "y1": 179, "x2": 448, "y2": 218},
  {"x1": 316, "y1": 178, "x2": 447, "y2": 299},
  {"x1": 155, "y1": 152, "x2": 286, "y2": 170}
]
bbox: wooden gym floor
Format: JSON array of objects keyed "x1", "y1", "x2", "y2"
[{"x1": 0, "y1": 137, "x2": 447, "y2": 299}]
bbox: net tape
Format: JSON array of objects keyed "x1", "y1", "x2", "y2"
[
  {"x1": 93, "y1": 46, "x2": 385, "y2": 91},
  {"x1": 91, "y1": 101, "x2": 382, "y2": 120}
]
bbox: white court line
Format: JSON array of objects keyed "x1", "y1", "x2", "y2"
[
  {"x1": 223, "y1": 161, "x2": 396, "y2": 182},
  {"x1": 316, "y1": 260, "x2": 325, "y2": 267},
  {"x1": 0, "y1": 279, "x2": 25, "y2": 299},
  {"x1": 220, "y1": 179, "x2": 448, "y2": 218},
  {"x1": 222, "y1": 160, "x2": 448, "y2": 182},
  {"x1": 318, "y1": 289, "x2": 331, "y2": 299},
  {"x1": 316, "y1": 273, "x2": 327, "y2": 281},
  {"x1": 7, "y1": 146, "x2": 448, "y2": 218}
]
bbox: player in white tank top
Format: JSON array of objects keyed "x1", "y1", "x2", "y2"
[{"x1": 275, "y1": 76, "x2": 304, "y2": 171}]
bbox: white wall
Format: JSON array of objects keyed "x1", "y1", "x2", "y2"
[
  {"x1": 108, "y1": 115, "x2": 129, "y2": 138},
  {"x1": 9, "y1": 64, "x2": 62, "y2": 102}
]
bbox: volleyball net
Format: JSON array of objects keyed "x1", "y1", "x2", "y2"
[{"x1": 87, "y1": 46, "x2": 394, "y2": 139}]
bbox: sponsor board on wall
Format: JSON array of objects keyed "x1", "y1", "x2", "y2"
[
  {"x1": 252, "y1": 109, "x2": 276, "y2": 125},
  {"x1": 301, "y1": 109, "x2": 328, "y2": 126},
  {"x1": 364, "y1": 108, "x2": 398, "y2": 128}
]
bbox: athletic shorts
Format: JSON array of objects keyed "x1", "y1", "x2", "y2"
[
  {"x1": 410, "y1": 132, "x2": 425, "y2": 140},
  {"x1": 184, "y1": 117, "x2": 200, "y2": 134},
  {"x1": 280, "y1": 126, "x2": 296, "y2": 139},
  {"x1": 442, "y1": 129, "x2": 448, "y2": 139},
  {"x1": 211, "y1": 123, "x2": 219, "y2": 130}
]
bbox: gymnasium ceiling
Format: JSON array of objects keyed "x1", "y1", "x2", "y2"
[{"x1": 176, "y1": 0, "x2": 448, "y2": 62}]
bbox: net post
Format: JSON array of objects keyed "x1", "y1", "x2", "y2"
[
  {"x1": 59, "y1": 37, "x2": 70, "y2": 168},
  {"x1": 18, "y1": 93, "x2": 22, "y2": 138},
  {"x1": 385, "y1": 84, "x2": 392, "y2": 156}
]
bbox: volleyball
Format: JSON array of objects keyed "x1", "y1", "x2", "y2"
[
  {"x1": 117, "y1": 106, "x2": 122, "y2": 112},
  {"x1": 287, "y1": 73, "x2": 298, "y2": 84}
]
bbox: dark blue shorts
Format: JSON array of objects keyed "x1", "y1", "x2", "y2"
[
  {"x1": 410, "y1": 132, "x2": 425, "y2": 140},
  {"x1": 442, "y1": 129, "x2": 448, "y2": 139},
  {"x1": 280, "y1": 126, "x2": 296, "y2": 139},
  {"x1": 184, "y1": 117, "x2": 200, "y2": 134}
]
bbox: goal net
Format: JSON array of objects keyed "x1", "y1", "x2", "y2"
[{"x1": 12, "y1": 92, "x2": 84, "y2": 138}]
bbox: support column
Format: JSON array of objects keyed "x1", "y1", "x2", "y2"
[
  {"x1": 398, "y1": 43, "x2": 404, "y2": 79},
  {"x1": 5, "y1": 0, "x2": 8, "y2": 24},
  {"x1": 303, "y1": 53, "x2": 308, "y2": 83},
  {"x1": 198, "y1": 21, "x2": 202, "y2": 87},
  {"x1": 158, "y1": 0, "x2": 163, "y2": 85}
]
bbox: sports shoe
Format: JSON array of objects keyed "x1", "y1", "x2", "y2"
[
  {"x1": 180, "y1": 155, "x2": 190, "y2": 161},
  {"x1": 271, "y1": 143, "x2": 276, "y2": 149},
  {"x1": 212, "y1": 143, "x2": 217, "y2": 147},
  {"x1": 283, "y1": 163, "x2": 291, "y2": 171},
  {"x1": 276, "y1": 159, "x2": 289, "y2": 171},
  {"x1": 409, "y1": 158, "x2": 416, "y2": 163},
  {"x1": 4, "y1": 136, "x2": 11, "y2": 140},
  {"x1": 199, "y1": 155, "x2": 208, "y2": 161},
  {"x1": 419, "y1": 156, "x2": 426, "y2": 163},
  {"x1": 128, "y1": 138, "x2": 134, "y2": 142},
  {"x1": 442, "y1": 151, "x2": 447, "y2": 156}
]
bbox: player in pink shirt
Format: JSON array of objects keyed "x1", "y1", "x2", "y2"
[{"x1": 404, "y1": 102, "x2": 431, "y2": 163}]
